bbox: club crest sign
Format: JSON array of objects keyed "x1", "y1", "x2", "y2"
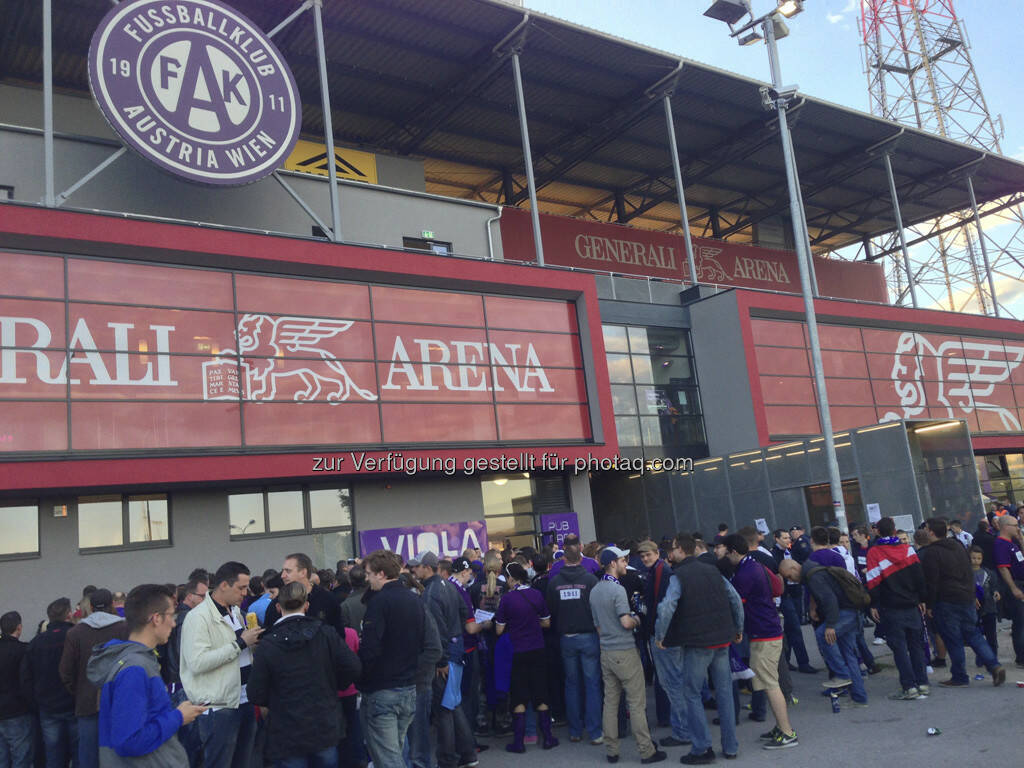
[{"x1": 87, "y1": 0, "x2": 301, "y2": 185}]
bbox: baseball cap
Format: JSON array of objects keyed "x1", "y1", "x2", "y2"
[
  {"x1": 408, "y1": 551, "x2": 439, "y2": 569},
  {"x1": 789, "y1": 523, "x2": 805, "y2": 532},
  {"x1": 451, "y1": 557, "x2": 472, "y2": 574},
  {"x1": 636, "y1": 540, "x2": 659, "y2": 554},
  {"x1": 599, "y1": 546, "x2": 630, "y2": 567},
  {"x1": 89, "y1": 588, "x2": 113, "y2": 611}
]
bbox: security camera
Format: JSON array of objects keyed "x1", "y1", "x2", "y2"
[{"x1": 759, "y1": 84, "x2": 799, "y2": 109}]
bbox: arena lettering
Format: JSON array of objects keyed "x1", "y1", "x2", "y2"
[
  {"x1": 0, "y1": 317, "x2": 177, "y2": 386},
  {"x1": 574, "y1": 234, "x2": 677, "y2": 270},
  {"x1": 731, "y1": 256, "x2": 791, "y2": 284},
  {"x1": 382, "y1": 337, "x2": 554, "y2": 393}
]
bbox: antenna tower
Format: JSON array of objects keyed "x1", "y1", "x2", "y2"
[{"x1": 860, "y1": 0, "x2": 1024, "y2": 316}]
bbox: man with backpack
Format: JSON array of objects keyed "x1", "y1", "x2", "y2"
[{"x1": 783, "y1": 551, "x2": 870, "y2": 707}]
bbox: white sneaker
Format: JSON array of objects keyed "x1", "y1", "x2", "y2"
[{"x1": 872, "y1": 638, "x2": 886, "y2": 646}]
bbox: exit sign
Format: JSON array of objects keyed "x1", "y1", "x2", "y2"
[{"x1": 421, "y1": 230, "x2": 435, "y2": 239}]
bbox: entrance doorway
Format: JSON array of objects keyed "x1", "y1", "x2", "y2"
[{"x1": 804, "y1": 479, "x2": 864, "y2": 528}]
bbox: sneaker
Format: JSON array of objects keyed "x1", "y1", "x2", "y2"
[
  {"x1": 926, "y1": 666, "x2": 934, "y2": 675},
  {"x1": 931, "y1": 658, "x2": 947, "y2": 668},
  {"x1": 849, "y1": 700, "x2": 869, "y2": 708},
  {"x1": 459, "y1": 761, "x2": 479, "y2": 768},
  {"x1": 917, "y1": 685, "x2": 930, "y2": 696},
  {"x1": 678, "y1": 749, "x2": 713, "y2": 765},
  {"x1": 659, "y1": 737, "x2": 692, "y2": 747},
  {"x1": 939, "y1": 679, "x2": 968, "y2": 687},
  {"x1": 641, "y1": 750, "x2": 667, "y2": 764},
  {"x1": 789, "y1": 695, "x2": 799, "y2": 706},
  {"x1": 569, "y1": 736, "x2": 582, "y2": 743},
  {"x1": 993, "y1": 666, "x2": 1007, "y2": 686},
  {"x1": 872, "y1": 637, "x2": 886, "y2": 645},
  {"x1": 722, "y1": 753, "x2": 737, "y2": 761},
  {"x1": 822, "y1": 679, "x2": 852, "y2": 688},
  {"x1": 762, "y1": 731, "x2": 798, "y2": 750},
  {"x1": 606, "y1": 757, "x2": 619, "y2": 764},
  {"x1": 591, "y1": 737, "x2": 605, "y2": 746},
  {"x1": 759, "y1": 726, "x2": 782, "y2": 741},
  {"x1": 888, "y1": 687, "x2": 919, "y2": 700},
  {"x1": 797, "y1": 665, "x2": 819, "y2": 674}
]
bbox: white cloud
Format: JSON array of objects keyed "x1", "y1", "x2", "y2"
[{"x1": 827, "y1": 12, "x2": 844, "y2": 23}]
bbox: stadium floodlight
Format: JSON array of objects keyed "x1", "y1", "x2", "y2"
[
  {"x1": 777, "y1": 0, "x2": 804, "y2": 18},
  {"x1": 703, "y1": 0, "x2": 751, "y2": 25},
  {"x1": 772, "y1": 17, "x2": 790, "y2": 40},
  {"x1": 738, "y1": 31, "x2": 763, "y2": 46}
]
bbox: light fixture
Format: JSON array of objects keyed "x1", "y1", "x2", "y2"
[
  {"x1": 777, "y1": 0, "x2": 803, "y2": 18},
  {"x1": 914, "y1": 421, "x2": 961, "y2": 434},
  {"x1": 739, "y1": 31, "x2": 763, "y2": 46},
  {"x1": 703, "y1": 0, "x2": 751, "y2": 25},
  {"x1": 492, "y1": 477, "x2": 508, "y2": 486},
  {"x1": 772, "y1": 17, "x2": 790, "y2": 40}
]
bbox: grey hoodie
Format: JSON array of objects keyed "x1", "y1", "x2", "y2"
[{"x1": 87, "y1": 641, "x2": 187, "y2": 768}]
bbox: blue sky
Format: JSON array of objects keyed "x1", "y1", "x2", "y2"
[{"x1": 525, "y1": 0, "x2": 1023, "y2": 160}]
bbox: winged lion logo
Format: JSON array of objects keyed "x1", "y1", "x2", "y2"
[
  {"x1": 695, "y1": 246, "x2": 728, "y2": 283},
  {"x1": 881, "y1": 331, "x2": 1023, "y2": 431},
  {"x1": 203, "y1": 314, "x2": 377, "y2": 404}
]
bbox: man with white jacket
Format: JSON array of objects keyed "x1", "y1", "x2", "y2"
[{"x1": 180, "y1": 562, "x2": 262, "y2": 768}]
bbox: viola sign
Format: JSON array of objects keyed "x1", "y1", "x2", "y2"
[
  {"x1": 0, "y1": 252, "x2": 593, "y2": 452},
  {"x1": 358, "y1": 520, "x2": 488, "y2": 559},
  {"x1": 88, "y1": 0, "x2": 301, "y2": 185}
]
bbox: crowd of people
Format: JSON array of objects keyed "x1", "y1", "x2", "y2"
[{"x1": 1, "y1": 505, "x2": 1022, "y2": 768}]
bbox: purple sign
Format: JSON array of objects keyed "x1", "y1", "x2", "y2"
[
  {"x1": 540, "y1": 512, "x2": 579, "y2": 548},
  {"x1": 88, "y1": 0, "x2": 301, "y2": 186},
  {"x1": 359, "y1": 521, "x2": 489, "y2": 560}
]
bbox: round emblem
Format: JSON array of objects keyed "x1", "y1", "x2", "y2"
[{"x1": 88, "y1": 0, "x2": 301, "y2": 186}]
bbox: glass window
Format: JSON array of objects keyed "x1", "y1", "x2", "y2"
[
  {"x1": 630, "y1": 353, "x2": 654, "y2": 384},
  {"x1": 611, "y1": 384, "x2": 638, "y2": 415},
  {"x1": 309, "y1": 488, "x2": 353, "y2": 529},
  {"x1": 627, "y1": 327, "x2": 650, "y2": 354},
  {"x1": 268, "y1": 491, "x2": 304, "y2": 532},
  {"x1": 639, "y1": 416, "x2": 663, "y2": 448},
  {"x1": 606, "y1": 354, "x2": 634, "y2": 383},
  {"x1": 602, "y1": 325, "x2": 629, "y2": 353},
  {"x1": 79, "y1": 495, "x2": 124, "y2": 549},
  {"x1": 128, "y1": 495, "x2": 169, "y2": 543},
  {"x1": 481, "y1": 475, "x2": 536, "y2": 545},
  {"x1": 229, "y1": 493, "x2": 266, "y2": 535},
  {"x1": 646, "y1": 328, "x2": 689, "y2": 357},
  {"x1": 0, "y1": 503, "x2": 39, "y2": 556},
  {"x1": 615, "y1": 416, "x2": 641, "y2": 447}
]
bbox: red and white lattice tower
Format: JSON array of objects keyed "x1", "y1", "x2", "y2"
[{"x1": 860, "y1": 0, "x2": 1024, "y2": 316}]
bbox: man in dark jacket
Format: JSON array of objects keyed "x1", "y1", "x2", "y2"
[
  {"x1": 546, "y1": 541, "x2": 602, "y2": 744},
  {"x1": 59, "y1": 588, "x2": 127, "y2": 768},
  {"x1": 919, "y1": 518, "x2": 1005, "y2": 687},
  {"x1": 792, "y1": 557, "x2": 866, "y2": 705},
  {"x1": 359, "y1": 550, "x2": 426, "y2": 768},
  {"x1": 21, "y1": 598, "x2": 76, "y2": 768},
  {"x1": 771, "y1": 530, "x2": 815, "y2": 674},
  {"x1": 0, "y1": 611, "x2": 32, "y2": 768},
  {"x1": 866, "y1": 517, "x2": 929, "y2": 700},
  {"x1": 263, "y1": 554, "x2": 344, "y2": 635},
  {"x1": 656, "y1": 534, "x2": 744, "y2": 763},
  {"x1": 247, "y1": 582, "x2": 362, "y2": 768},
  {"x1": 157, "y1": 577, "x2": 207, "y2": 768}
]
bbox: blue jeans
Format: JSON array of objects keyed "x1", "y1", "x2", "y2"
[
  {"x1": 932, "y1": 602, "x2": 1000, "y2": 684},
  {"x1": 405, "y1": 687, "x2": 434, "y2": 768},
  {"x1": 680, "y1": 647, "x2": 737, "y2": 757},
  {"x1": 75, "y1": 715, "x2": 97, "y2": 768},
  {"x1": 170, "y1": 689, "x2": 201, "y2": 768},
  {"x1": 340, "y1": 696, "x2": 367, "y2": 768},
  {"x1": 560, "y1": 634, "x2": 602, "y2": 740},
  {"x1": 815, "y1": 610, "x2": 867, "y2": 703},
  {"x1": 649, "y1": 642, "x2": 690, "y2": 742},
  {"x1": 363, "y1": 687, "x2": 416, "y2": 768},
  {"x1": 39, "y1": 711, "x2": 76, "y2": 768},
  {"x1": 882, "y1": 607, "x2": 929, "y2": 691},
  {"x1": 275, "y1": 745, "x2": 338, "y2": 768},
  {"x1": 781, "y1": 593, "x2": 810, "y2": 667},
  {"x1": 197, "y1": 705, "x2": 256, "y2": 768},
  {"x1": 0, "y1": 715, "x2": 34, "y2": 768}
]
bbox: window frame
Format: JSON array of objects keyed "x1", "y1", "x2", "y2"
[
  {"x1": 0, "y1": 500, "x2": 41, "y2": 561},
  {"x1": 228, "y1": 485, "x2": 354, "y2": 541},
  {"x1": 77, "y1": 493, "x2": 172, "y2": 555}
]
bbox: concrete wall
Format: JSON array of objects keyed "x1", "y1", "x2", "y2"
[
  {"x1": 0, "y1": 85, "x2": 503, "y2": 260},
  {"x1": 688, "y1": 291, "x2": 761, "y2": 456}
]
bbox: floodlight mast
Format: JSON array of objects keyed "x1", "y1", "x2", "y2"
[{"x1": 705, "y1": 1, "x2": 850, "y2": 533}]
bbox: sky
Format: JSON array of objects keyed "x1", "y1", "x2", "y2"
[{"x1": 523, "y1": 0, "x2": 1024, "y2": 316}]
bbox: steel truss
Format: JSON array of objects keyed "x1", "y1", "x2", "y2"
[{"x1": 859, "y1": 0, "x2": 1024, "y2": 317}]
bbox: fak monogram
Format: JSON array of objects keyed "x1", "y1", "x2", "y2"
[{"x1": 88, "y1": 0, "x2": 301, "y2": 185}]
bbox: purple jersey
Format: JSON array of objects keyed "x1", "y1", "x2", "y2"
[
  {"x1": 994, "y1": 536, "x2": 1024, "y2": 581},
  {"x1": 494, "y1": 586, "x2": 549, "y2": 653}
]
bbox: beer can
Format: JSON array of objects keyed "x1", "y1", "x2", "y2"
[{"x1": 246, "y1": 612, "x2": 258, "y2": 630}]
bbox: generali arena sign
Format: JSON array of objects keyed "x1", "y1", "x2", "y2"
[
  {"x1": 0, "y1": 251, "x2": 593, "y2": 453},
  {"x1": 500, "y1": 209, "x2": 888, "y2": 303},
  {"x1": 88, "y1": 0, "x2": 301, "y2": 185}
]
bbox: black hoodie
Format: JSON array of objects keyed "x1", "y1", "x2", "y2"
[
  {"x1": 246, "y1": 615, "x2": 361, "y2": 761},
  {"x1": 21, "y1": 620, "x2": 75, "y2": 714},
  {"x1": 918, "y1": 537, "x2": 976, "y2": 607},
  {"x1": 546, "y1": 563, "x2": 599, "y2": 635}
]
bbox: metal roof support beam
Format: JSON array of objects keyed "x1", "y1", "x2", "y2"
[
  {"x1": 966, "y1": 174, "x2": 1000, "y2": 318},
  {"x1": 272, "y1": 172, "x2": 334, "y2": 240},
  {"x1": 663, "y1": 94, "x2": 698, "y2": 286},
  {"x1": 42, "y1": 0, "x2": 54, "y2": 206},
  {"x1": 312, "y1": 0, "x2": 342, "y2": 242},
  {"x1": 511, "y1": 51, "x2": 543, "y2": 266},
  {"x1": 882, "y1": 151, "x2": 918, "y2": 307}
]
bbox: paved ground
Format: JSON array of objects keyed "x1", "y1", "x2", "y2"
[{"x1": 475, "y1": 623, "x2": 1024, "y2": 767}]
